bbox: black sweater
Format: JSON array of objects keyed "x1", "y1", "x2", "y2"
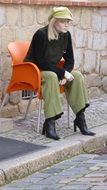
[{"x1": 24, "y1": 25, "x2": 74, "y2": 80}]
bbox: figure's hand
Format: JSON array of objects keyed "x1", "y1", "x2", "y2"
[
  {"x1": 64, "y1": 71, "x2": 74, "y2": 81},
  {"x1": 59, "y1": 78, "x2": 67, "y2": 85}
]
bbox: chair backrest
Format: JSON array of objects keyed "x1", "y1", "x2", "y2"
[{"x1": 8, "y1": 41, "x2": 30, "y2": 65}]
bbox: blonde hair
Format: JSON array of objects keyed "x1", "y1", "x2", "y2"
[{"x1": 48, "y1": 18, "x2": 59, "y2": 41}]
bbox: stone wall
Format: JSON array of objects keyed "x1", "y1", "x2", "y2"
[{"x1": 0, "y1": 0, "x2": 107, "y2": 117}]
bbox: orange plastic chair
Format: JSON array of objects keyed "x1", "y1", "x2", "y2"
[
  {"x1": 0, "y1": 41, "x2": 70, "y2": 132},
  {"x1": 0, "y1": 41, "x2": 41, "y2": 132}
]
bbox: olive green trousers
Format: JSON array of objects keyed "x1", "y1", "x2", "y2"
[{"x1": 41, "y1": 70, "x2": 89, "y2": 120}]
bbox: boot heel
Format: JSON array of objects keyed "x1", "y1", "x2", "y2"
[
  {"x1": 42, "y1": 124, "x2": 46, "y2": 135},
  {"x1": 74, "y1": 120, "x2": 77, "y2": 132}
]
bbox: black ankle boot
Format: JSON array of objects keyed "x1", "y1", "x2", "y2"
[
  {"x1": 74, "y1": 112, "x2": 96, "y2": 136},
  {"x1": 42, "y1": 119, "x2": 60, "y2": 140}
]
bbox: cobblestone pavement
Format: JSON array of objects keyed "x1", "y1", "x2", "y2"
[
  {"x1": 1, "y1": 153, "x2": 107, "y2": 190},
  {"x1": 0, "y1": 94, "x2": 107, "y2": 145}
]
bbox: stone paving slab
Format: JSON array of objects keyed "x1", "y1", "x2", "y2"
[
  {"x1": 0, "y1": 118, "x2": 13, "y2": 133},
  {"x1": 0, "y1": 95, "x2": 107, "y2": 186},
  {"x1": 0, "y1": 94, "x2": 107, "y2": 144}
]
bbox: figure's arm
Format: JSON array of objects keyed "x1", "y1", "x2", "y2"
[{"x1": 63, "y1": 31, "x2": 74, "y2": 72}]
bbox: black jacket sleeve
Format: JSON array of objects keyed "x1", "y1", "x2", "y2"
[
  {"x1": 24, "y1": 30, "x2": 65, "y2": 80},
  {"x1": 63, "y1": 31, "x2": 74, "y2": 72}
]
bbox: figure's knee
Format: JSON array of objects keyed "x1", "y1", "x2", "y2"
[
  {"x1": 48, "y1": 71, "x2": 58, "y2": 80},
  {"x1": 42, "y1": 71, "x2": 58, "y2": 83},
  {"x1": 71, "y1": 70, "x2": 84, "y2": 81}
]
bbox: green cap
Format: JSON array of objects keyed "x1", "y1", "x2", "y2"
[{"x1": 48, "y1": 7, "x2": 73, "y2": 21}]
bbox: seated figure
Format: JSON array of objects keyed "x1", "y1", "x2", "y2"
[{"x1": 24, "y1": 6, "x2": 96, "y2": 140}]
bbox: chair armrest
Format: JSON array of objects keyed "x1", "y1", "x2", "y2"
[
  {"x1": 8, "y1": 61, "x2": 41, "y2": 97},
  {"x1": 13, "y1": 61, "x2": 40, "y2": 71}
]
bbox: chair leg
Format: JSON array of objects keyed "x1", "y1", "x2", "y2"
[
  {"x1": 24, "y1": 91, "x2": 34, "y2": 119},
  {"x1": 36, "y1": 99, "x2": 42, "y2": 133},
  {"x1": 67, "y1": 103, "x2": 70, "y2": 128},
  {"x1": 0, "y1": 93, "x2": 9, "y2": 112}
]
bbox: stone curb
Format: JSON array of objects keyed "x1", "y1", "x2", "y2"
[{"x1": 0, "y1": 124, "x2": 107, "y2": 186}]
